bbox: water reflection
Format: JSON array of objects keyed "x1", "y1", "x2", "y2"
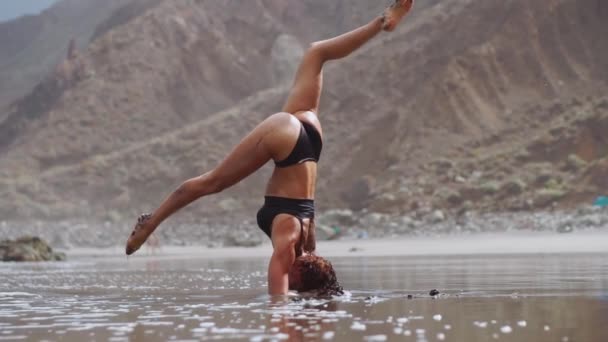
[{"x1": 0, "y1": 253, "x2": 606, "y2": 341}]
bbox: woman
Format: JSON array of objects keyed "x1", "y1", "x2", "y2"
[{"x1": 126, "y1": 0, "x2": 414, "y2": 295}]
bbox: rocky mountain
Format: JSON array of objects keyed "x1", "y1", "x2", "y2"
[
  {"x1": 0, "y1": 0, "x2": 606, "y2": 224},
  {"x1": 0, "y1": 0, "x2": 160, "y2": 114}
]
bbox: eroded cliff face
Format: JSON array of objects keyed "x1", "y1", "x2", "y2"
[
  {"x1": 0, "y1": 0, "x2": 154, "y2": 113},
  {"x1": 0, "y1": 0, "x2": 606, "y2": 221}
]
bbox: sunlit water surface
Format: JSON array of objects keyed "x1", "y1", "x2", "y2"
[{"x1": 1, "y1": 252, "x2": 607, "y2": 341}]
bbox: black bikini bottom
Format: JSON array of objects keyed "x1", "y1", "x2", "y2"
[{"x1": 256, "y1": 196, "x2": 315, "y2": 238}]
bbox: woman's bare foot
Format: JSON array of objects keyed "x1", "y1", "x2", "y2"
[
  {"x1": 125, "y1": 213, "x2": 153, "y2": 255},
  {"x1": 382, "y1": 0, "x2": 414, "y2": 32}
]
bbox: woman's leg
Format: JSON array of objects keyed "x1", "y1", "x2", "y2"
[
  {"x1": 282, "y1": 0, "x2": 414, "y2": 114},
  {"x1": 126, "y1": 113, "x2": 298, "y2": 255}
]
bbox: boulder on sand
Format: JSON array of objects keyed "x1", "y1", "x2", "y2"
[{"x1": 1, "y1": 236, "x2": 66, "y2": 262}]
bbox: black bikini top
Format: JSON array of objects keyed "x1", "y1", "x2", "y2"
[{"x1": 275, "y1": 120, "x2": 322, "y2": 168}]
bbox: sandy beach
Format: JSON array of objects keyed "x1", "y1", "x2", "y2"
[{"x1": 65, "y1": 231, "x2": 608, "y2": 261}]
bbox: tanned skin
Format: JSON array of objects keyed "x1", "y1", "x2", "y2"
[{"x1": 126, "y1": 0, "x2": 414, "y2": 295}]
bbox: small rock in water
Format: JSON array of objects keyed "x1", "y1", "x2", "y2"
[
  {"x1": 407, "y1": 294, "x2": 413, "y2": 299},
  {"x1": 429, "y1": 289, "x2": 440, "y2": 296},
  {"x1": 500, "y1": 325, "x2": 512, "y2": 334}
]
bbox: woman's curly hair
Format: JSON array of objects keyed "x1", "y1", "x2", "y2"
[{"x1": 289, "y1": 254, "x2": 343, "y2": 296}]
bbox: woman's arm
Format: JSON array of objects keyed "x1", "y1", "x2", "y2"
[
  {"x1": 267, "y1": 249, "x2": 295, "y2": 295},
  {"x1": 267, "y1": 217, "x2": 301, "y2": 295}
]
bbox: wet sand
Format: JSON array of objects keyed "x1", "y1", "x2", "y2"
[{"x1": 1, "y1": 232, "x2": 607, "y2": 341}]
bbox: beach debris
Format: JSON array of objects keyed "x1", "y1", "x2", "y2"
[
  {"x1": 544, "y1": 325, "x2": 550, "y2": 331},
  {"x1": 393, "y1": 327, "x2": 403, "y2": 334},
  {"x1": 433, "y1": 314, "x2": 442, "y2": 321},
  {"x1": 517, "y1": 320, "x2": 527, "y2": 327},
  {"x1": 437, "y1": 332, "x2": 446, "y2": 340},
  {"x1": 429, "y1": 289, "x2": 440, "y2": 296},
  {"x1": 500, "y1": 325, "x2": 512, "y2": 334},
  {"x1": 593, "y1": 196, "x2": 608, "y2": 207},
  {"x1": 444, "y1": 324, "x2": 452, "y2": 330},
  {"x1": 403, "y1": 330, "x2": 411, "y2": 336}
]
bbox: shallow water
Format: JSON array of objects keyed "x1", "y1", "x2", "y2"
[{"x1": 0, "y1": 251, "x2": 607, "y2": 341}]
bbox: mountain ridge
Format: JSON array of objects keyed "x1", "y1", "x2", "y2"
[{"x1": 1, "y1": 0, "x2": 607, "y2": 222}]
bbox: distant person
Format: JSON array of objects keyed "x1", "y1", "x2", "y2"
[
  {"x1": 145, "y1": 233, "x2": 161, "y2": 255},
  {"x1": 126, "y1": 0, "x2": 415, "y2": 295}
]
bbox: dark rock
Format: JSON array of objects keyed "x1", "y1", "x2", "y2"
[
  {"x1": 1, "y1": 236, "x2": 66, "y2": 262},
  {"x1": 407, "y1": 294, "x2": 413, "y2": 299},
  {"x1": 432, "y1": 158, "x2": 454, "y2": 173},
  {"x1": 429, "y1": 289, "x2": 440, "y2": 296},
  {"x1": 446, "y1": 190, "x2": 463, "y2": 205},
  {"x1": 501, "y1": 179, "x2": 526, "y2": 195}
]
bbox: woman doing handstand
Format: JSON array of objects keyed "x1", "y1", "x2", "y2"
[{"x1": 126, "y1": 0, "x2": 415, "y2": 295}]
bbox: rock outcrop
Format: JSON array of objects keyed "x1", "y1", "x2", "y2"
[{"x1": 1, "y1": 236, "x2": 66, "y2": 262}]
